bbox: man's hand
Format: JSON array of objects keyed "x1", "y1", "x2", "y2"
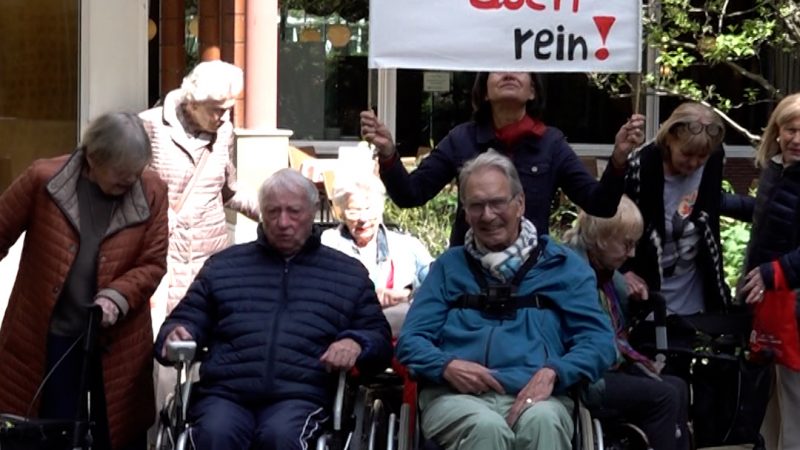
[
  {"x1": 376, "y1": 287, "x2": 411, "y2": 309},
  {"x1": 442, "y1": 359, "x2": 505, "y2": 395},
  {"x1": 161, "y1": 325, "x2": 194, "y2": 359},
  {"x1": 611, "y1": 114, "x2": 646, "y2": 168},
  {"x1": 94, "y1": 296, "x2": 120, "y2": 328},
  {"x1": 360, "y1": 110, "x2": 396, "y2": 159},
  {"x1": 742, "y1": 266, "x2": 766, "y2": 304},
  {"x1": 623, "y1": 271, "x2": 650, "y2": 300},
  {"x1": 506, "y1": 367, "x2": 557, "y2": 427},
  {"x1": 320, "y1": 338, "x2": 362, "y2": 372}
]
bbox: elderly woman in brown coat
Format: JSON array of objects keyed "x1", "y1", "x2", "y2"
[
  {"x1": 139, "y1": 60, "x2": 259, "y2": 323},
  {"x1": 0, "y1": 112, "x2": 169, "y2": 450}
]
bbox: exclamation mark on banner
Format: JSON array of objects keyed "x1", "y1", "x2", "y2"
[{"x1": 593, "y1": 16, "x2": 615, "y2": 61}]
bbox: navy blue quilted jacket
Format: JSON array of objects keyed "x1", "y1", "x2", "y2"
[
  {"x1": 154, "y1": 225, "x2": 393, "y2": 407},
  {"x1": 723, "y1": 160, "x2": 800, "y2": 291},
  {"x1": 380, "y1": 120, "x2": 626, "y2": 245}
]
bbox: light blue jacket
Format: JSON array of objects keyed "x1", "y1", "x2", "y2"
[{"x1": 396, "y1": 236, "x2": 616, "y2": 395}]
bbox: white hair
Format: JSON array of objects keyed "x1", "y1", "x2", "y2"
[
  {"x1": 258, "y1": 169, "x2": 320, "y2": 212},
  {"x1": 181, "y1": 60, "x2": 243, "y2": 104},
  {"x1": 331, "y1": 175, "x2": 386, "y2": 213}
]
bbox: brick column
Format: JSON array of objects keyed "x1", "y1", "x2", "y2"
[
  {"x1": 231, "y1": 0, "x2": 290, "y2": 244},
  {"x1": 199, "y1": 0, "x2": 221, "y2": 61},
  {"x1": 160, "y1": 0, "x2": 185, "y2": 95},
  {"x1": 244, "y1": 0, "x2": 278, "y2": 129},
  {"x1": 222, "y1": 0, "x2": 245, "y2": 128}
]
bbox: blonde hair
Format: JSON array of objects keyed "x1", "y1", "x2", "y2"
[
  {"x1": 655, "y1": 102, "x2": 725, "y2": 157},
  {"x1": 564, "y1": 195, "x2": 643, "y2": 254},
  {"x1": 755, "y1": 93, "x2": 800, "y2": 168},
  {"x1": 181, "y1": 60, "x2": 243, "y2": 104}
]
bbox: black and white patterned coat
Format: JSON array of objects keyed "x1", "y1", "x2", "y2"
[{"x1": 623, "y1": 143, "x2": 732, "y2": 313}]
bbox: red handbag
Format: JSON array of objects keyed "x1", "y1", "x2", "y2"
[{"x1": 750, "y1": 261, "x2": 800, "y2": 371}]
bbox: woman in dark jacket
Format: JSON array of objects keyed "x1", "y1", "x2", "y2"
[
  {"x1": 360, "y1": 72, "x2": 645, "y2": 245},
  {"x1": 622, "y1": 102, "x2": 731, "y2": 316},
  {"x1": 727, "y1": 93, "x2": 800, "y2": 449}
]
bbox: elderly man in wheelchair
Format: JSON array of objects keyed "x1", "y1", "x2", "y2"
[
  {"x1": 396, "y1": 152, "x2": 616, "y2": 450},
  {"x1": 154, "y1": 169, "x2": 393, "y2": 450}
]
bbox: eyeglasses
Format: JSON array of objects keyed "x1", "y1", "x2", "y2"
[
  {"x1": 672, "y1": 121, "x2": 723, "y2": 138},
  {"x1": 342, "y1": 207, "x2": 379, "y2": 221},
  {"x1": 464, "y1": 195, "x2": 517, "y2": 217}
]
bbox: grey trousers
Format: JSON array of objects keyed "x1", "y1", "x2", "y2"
[
  {"x1": 762, "y1": 364, "x2": 800, "y2": 450},
  {"x1": 419, "y1": 386, "x2": 573, "y2": 450}
]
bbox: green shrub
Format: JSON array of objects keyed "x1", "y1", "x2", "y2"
[
  {"x1": 720, "y1": 181, "x2": 753, "y2": 294},
  {"x1": 383, "y1": 184, "x2": 457, "y2": 257}
]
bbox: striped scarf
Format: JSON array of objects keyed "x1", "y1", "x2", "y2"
[{"x1": 464, "y1": 218, "x2": 538, "y2": 282}]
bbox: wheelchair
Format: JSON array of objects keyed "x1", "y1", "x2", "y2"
[
  {"x1": 628, "y1": 297, "x2": 770, "y2": 450},
  {"x1": 155, "y1": 340, "x2": 395, "y2": 450},
  {"x1": 352, "y1": 368, "x2": 651, "y2": 450}
]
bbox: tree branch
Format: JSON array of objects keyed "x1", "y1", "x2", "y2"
[
  {"x1": 720, "y1": 61, "x2": 781, "y2": 98},
  {"x1": 773, "y1": 1, "x2": 800, "y2": 44},
  {"x1": 652, "y1": 88, "x2": 762, "y2": 145}
]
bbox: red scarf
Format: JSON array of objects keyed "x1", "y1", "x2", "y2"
[{"x1": 494, "y1": 115, "x2": 547, "y2": 149}]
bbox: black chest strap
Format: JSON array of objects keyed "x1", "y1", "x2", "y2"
[{"x1": 454, "y1": 241, "x2": 552, "y2": 317}]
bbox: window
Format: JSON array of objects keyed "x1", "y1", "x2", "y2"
[
  {"x1": 278, "y1": 9, "x2": 368, "y2": 141},
  {"x1": 0, "y1": 0, "x2": 79, "y2": 191}
]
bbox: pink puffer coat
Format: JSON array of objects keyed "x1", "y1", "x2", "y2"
[{"x1": 139, "y1": 90, "x2": 260, "y2": 312}]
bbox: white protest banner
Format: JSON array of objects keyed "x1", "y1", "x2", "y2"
[{"x1": 369, "y1": 0, "x2": 642, "y2": 73}]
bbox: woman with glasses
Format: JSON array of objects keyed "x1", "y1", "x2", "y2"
[
  {"x1": 321, "y1": 175, "x2": 433, "y2": 336},
  {"x1": 621, "y1": 102, "x2": 731, "y2": 316},
  {"x1": 361, "y1": 72, "x2": 645, "y2": 246}
]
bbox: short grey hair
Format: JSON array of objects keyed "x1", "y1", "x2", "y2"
[
  {"x1": 181, "y1": 60, "x2": 244, "y2": 104},
  {"x1": 82, "y1": 112, "x2": 151, "y2": 170},
  {"x1": 259, "y1": 168, "x2": 320, "y2": 212},
  {"x1": 458, "y1": 151, "x2": 523, "y2": 203},
  {"x1": 331, "y1": 175, "x2": 386, "y2": 212}
]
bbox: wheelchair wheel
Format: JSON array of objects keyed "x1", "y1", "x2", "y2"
[
  {"x1": 156, "y1": 392, "x2": 177, "y2": 450},
  {"x1": 156, "y1": 425, "x2": 175, "y2": 450},
  {"x1": 367, "y1": 398, "x2": 387, "y2": 450},
  {"x1": 602, "y1": 422, "x2": 649, "y2": 450},
  {"x1": 578, "y1": 404, "x2": 596, "y2": 450}
]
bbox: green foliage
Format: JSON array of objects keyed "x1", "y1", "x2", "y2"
[
  {"x1": 590, "y1": 0, "x2": 800, "y2": 145},
  {"x1": 548, "y1": 190, "x2": 579, "y2": 243},
  {"x1": 383, "y1": 185, "x2": 457, "y2": 257},
  {"x1": 720, "y1": 181, "x2": 754, "y2": 294}
]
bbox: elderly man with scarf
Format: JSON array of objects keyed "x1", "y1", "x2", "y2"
[{"x1": 396, "y1": 151, "x2": 616, "y2": 450}]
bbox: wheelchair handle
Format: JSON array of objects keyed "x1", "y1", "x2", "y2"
[{"x1": 166, "y1": 340, "x2": 197, "y2": 364}]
